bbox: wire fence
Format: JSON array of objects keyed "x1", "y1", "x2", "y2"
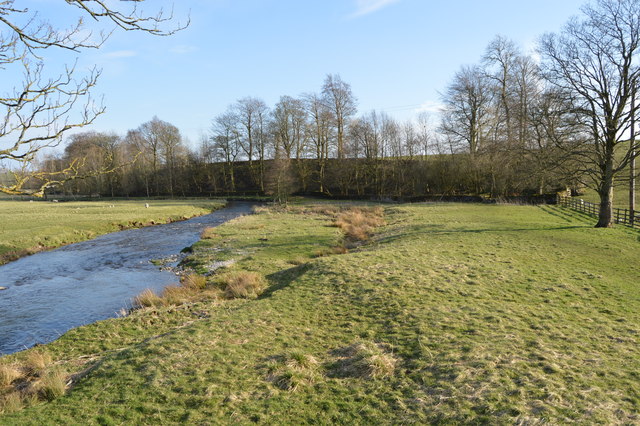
[{"x1": 558, "y1": 195, "x2": 639, "y2": 228}]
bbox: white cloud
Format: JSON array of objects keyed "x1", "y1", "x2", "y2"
[
  {"x1": 350, "y1": 0, "x2": 401, "y2": 18},
  {"x1": 170, "y1": 45, "x2": 198, "y2": 54},
  {"x1": 102, "y1": 50, "x2": 137, "y2": 59},
  {"x1": 415, "y1": 101, "x2": 445, "y2": 114}
]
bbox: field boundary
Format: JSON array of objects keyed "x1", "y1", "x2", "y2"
[{"x1": 558, "y1": 195, "x2": 638, "y2": 228}]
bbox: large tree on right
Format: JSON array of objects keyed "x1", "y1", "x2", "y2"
[{"x1": 540, "y1": 0, "x2": 640, "y2": 227}]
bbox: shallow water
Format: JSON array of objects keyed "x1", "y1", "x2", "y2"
[{"x1": 0, "y1": 202, "x2": 254, "y2": 355}]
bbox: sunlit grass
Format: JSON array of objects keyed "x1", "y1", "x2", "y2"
[{"x1": 1, "y1": 201, "x2": 639, "y2": 423}]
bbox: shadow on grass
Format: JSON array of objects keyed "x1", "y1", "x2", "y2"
[{"x1": 262, "y1": 263, "x2": 314, "y2": 298}]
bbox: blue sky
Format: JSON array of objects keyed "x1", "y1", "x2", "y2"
[{"x1": 29, "y1": 0, "x2": 587, "y2": 147}]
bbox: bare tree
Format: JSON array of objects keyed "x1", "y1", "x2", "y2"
[
  {"x1": 322, "y1": 74, "x2": 357, "y2": 160},
  {"x1": 211, "y1": 111, "x2": 241, "y2": 192},
  {"x1": 0, "y1": 1, "x2": 185, "y2": 196},
  {"x1": 234, "y1": 97, "x2": 269, "y2": 190},
  {"x1": 304, "y1": 92, "x2": 333, "y2": 193},
  {"x1": 539, "y1": 0, "x2": 640, "y2": 227},
  {"x1": 440, "y1": 65, "x2": 494, "y2": 156}
]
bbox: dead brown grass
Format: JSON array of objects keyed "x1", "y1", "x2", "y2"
[
  {"x1": 0, "y1": 365, "x2": 22, "y2": 387},
  {"x1": 330, "y1": 342, "x2": 397, "y2": 379},
  {"x1": 0, "y1": 392, "x2": 23, "y2": 414},
  {"x1": 181, "y1": 273, "x2": 207, "y2": 290},
  {"x1": 133, "y1": 288, "x2": 164, "y2": 308},
  {"x1": 24, "y1": 351, "x2": 52, "y2": 376},
  {"x1": 37, "y1": 369, "x2": 67, "y2": 401},
  {"x1": 334, "y1": 207, "x2": 385, "y2": 243},
  {"x1": 200, "y1": 227, "x2": 221, "y2": 239},
  {"x1": 220, "y1": 271, "x2": 267, "y2": 299},
  {"x1": 134, "y1": 274, "x2": 212, "y2": 308},
  {"x1": 265, "y1": 351, "x2": 320, "y2": 392},
  {"x1": 0, "y1": 351, "x2": 67, "y2": 414}
]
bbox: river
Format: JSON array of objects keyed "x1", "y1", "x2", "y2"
[{"x1": 0, "y1": 201, "x2": 254, "y2": 355}]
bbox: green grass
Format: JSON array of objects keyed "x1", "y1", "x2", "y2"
[
  {"x1": 0, "y1": 199, "x2": 225, "y2": 264},
  {"x1": 1, "y1": 201, "x2": 639, "y2": 423},
  {"x1": 577, "y1": 184, "x2": 635, "y2": 209}
]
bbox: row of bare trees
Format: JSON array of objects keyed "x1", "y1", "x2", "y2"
[
  {"x1": 439, "y1": 0, "x2": 640, "y2": 227},
  {"x1": 38, "y1": 67, "x2": 563, "y2": 200}
]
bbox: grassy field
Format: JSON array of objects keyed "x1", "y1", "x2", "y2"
[
  {"x1": 1, "y1": 201, "x2": 639, "y2": 423},
  {"x1": 0, "y1": 199, "x2": 225, "y2": 265},
  {"x1": 576, "y1": 183, "x2": 633, "y2": 208}
]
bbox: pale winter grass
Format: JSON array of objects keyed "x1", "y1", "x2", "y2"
[
  {"x1": 331, "y1": 342, "x2": 397, "y2": 379},
  {"x1": 0, "y1": 365, "x2": 21, "y2": 387},
  {"x1": 134, "y1": 273, "x2": 212, "y2": 308},
  {"x1": 37, "y1": 369, "x2": 67, "y2": 401},
  {"x1": 220, "y1": 271, "x2": 267, "y2": 299},
  {"x1": 335, "y1": 207, "x2": 385, "y2": 242},
  {"x1": 133, "y1": 288, "x2": 164, "y2": 308},
  {"x1": 266, "y1": 351, "x2": 320, "y2": 392},
  {"x1": 0, "y1": 351, "x2": 67, "y2": 414},
  {"x1": 24, "y1": 351, "x2": 52, "y2": 376},
  {"x1": 0, "y1": 393, "x2": 23, "y2": 414}
]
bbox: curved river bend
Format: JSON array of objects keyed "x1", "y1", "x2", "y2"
[{"x1": 0, "y1": 202, "x2": 254, "y2": 355}]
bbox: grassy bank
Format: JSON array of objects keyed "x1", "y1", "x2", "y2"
[
  {"x1": 1, "y1": 201, "x2": 639, "y2": 423},
  {"x1": 0, "y1": 199, "x2": 225, "y2": 265}
]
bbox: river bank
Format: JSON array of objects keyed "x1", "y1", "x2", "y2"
[
  {"x1": 0, "y1": 201, "x2": 252, "y2": 355},
  {"x1": 0, "y1": 199, "x2": 226, "y2": 266},
  {"x1": 1, "y1": 202, "x2": 639, "y2": 423}
]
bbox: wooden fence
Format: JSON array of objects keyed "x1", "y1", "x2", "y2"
[{"x1": 558, "y1": 196, "x2": 639, "y2": 228}]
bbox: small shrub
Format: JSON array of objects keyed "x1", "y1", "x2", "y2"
[
  {"x1": 222, "y1": 271, "x2": 267, "y2": 299},
  {"x1": 134, "y1": 289, "x2": 164, "y2": 308},
  {"x1": 37, "y1": 368, "x2": 67, "y2": 401},
  {"x1": 0, "y1": 364, "x2": 22, "y2": 387},
  {"x1": 24, "y1": 351, "x2": 52, "y2": 376}
]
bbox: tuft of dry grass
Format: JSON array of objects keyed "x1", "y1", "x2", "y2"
[
  {"x1": 200, "y1": 227, "x2": 221, "y2": 239},
  {"x1": 266, "y1": 351, "x2": 320, "y2": 392},
  {"x1": 312, "y1": 245, "x2": 348, "y2": 258},
  {"x1": 134, "y1": 274, "x2": 213, "y2": 308},
  {"x1": 160, "y1": 285, "x2": 191, "y2": 306},
  {"x1": 0, "y1": 365, "x2": 22, "y2": 387},
  {"x1": 0, "y1": 352, "x2": 67, "y2": 414},
  {"x1": 181, "y1": 273, "x2": 207, "y2": 290},
  {"x1": 133, "y1": 288, "x2": 164, "y2": 308},
  {"x1": 0, "y1": 392, "x2": 23, "y2": 414},
  {"x1": 334, "y1": 207, "x2": 385, "y2": 242},
  {"x1": 37, "y1": 369, "x2": 67, "y2": 402},
  {"x1": 331, "y1": 342, "x2": 397, "y2": 379},
  {"x1": 220, "y1": 271, "x2": 267, "y2": 299},
  {"x1": 24, "y1": 351, "x2": 52, "y2": 376}
]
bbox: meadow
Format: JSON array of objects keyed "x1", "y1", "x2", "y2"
[
  {"x1": 0, "y1": 199, "x2": 225, "y2": 265},
  {"x1": 1, "y1": 201, "x2": 639, "y2": 423}
]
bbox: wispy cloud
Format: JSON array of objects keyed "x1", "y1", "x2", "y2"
[
  {"x1": 350, "y1": 0, "x2": 401, "y2": 18},
  {"x1": 102, "y1": 50, "x2": 137, "y2": 59},
  {"x1": 170, "y1": 45, "x2": 198, "y2": 54},
  {"x1": 416, "y1": 101, "x2": 445, "y2": 114}
]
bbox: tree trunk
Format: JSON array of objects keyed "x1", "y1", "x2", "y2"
[{"x1": 596, "y1": 180, "x2": 614, "y2": 228}]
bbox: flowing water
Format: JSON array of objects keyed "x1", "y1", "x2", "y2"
[{"x1": 0, "y1": 202, "x2": 254, "y2": 355}]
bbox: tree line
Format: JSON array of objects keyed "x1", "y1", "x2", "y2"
[
  {"x1": 2, "y1": 0, "x2": 638, "y2": 227},
  {"x1": 33, "y1": 71, "x2": 567, "y2": 201}
]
